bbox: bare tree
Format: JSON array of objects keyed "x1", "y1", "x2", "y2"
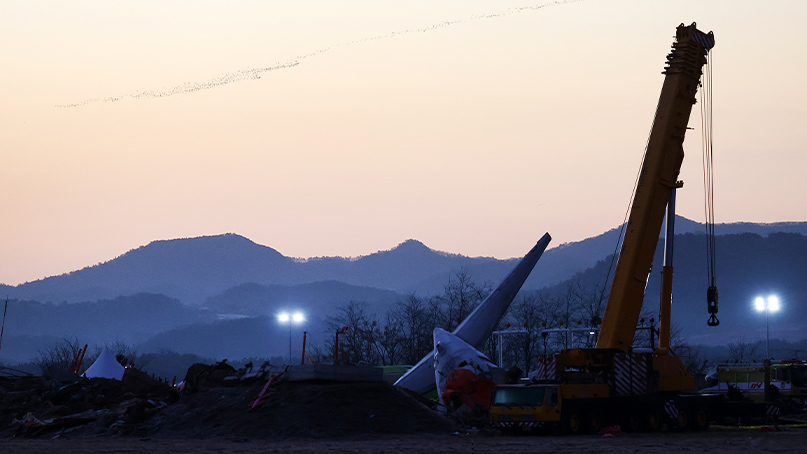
[
  {"x1": 433, "y1": 269, "x2": 490, "y2": 331},
  {"x1": 502, "y1": 294, "x2": 544, "y2": 374},
  {"x1": 305, "y1": 339, "x2": 333, "y2": 364},
  {"x1": 326, "y1": 302, "x2": 385, "y2": 365},
  {"x1": 375, "y1": 312, "x2": 404, "y2": 366},
  {"x1": 570, "y1": 279, "x2": 607, "y2": 348},
  {"x1": 36, "y1": 336, "x2": 84, "y2": 376},
  {"x1": 681, "y1": 345, "x2": 710, "y2": 376},
  {"x1": 387, "y1": 294, "x2": 433, "y2": 365},
  {"x1": 104, "y1": 340, "x2": 148, "y2": 369},
  {"x1": 534, "y1": 291, "x2": 575, "y2": 354},
  {"x1": 727, "y1": 340, "x2": 759, "y2": 363}
]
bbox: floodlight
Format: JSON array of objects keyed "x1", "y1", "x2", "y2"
[
  {"x1": 768, "y1": 295, "x2": 780, "y2": 312},
  {"x1": 754, "y1": 294, "x2": 781, "y2": 359}
]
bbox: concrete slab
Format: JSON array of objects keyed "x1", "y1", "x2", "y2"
[{"x1": 285, "y1": 364, "x2": 383, "y2": 382}]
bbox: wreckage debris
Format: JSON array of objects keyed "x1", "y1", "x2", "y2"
[
  {"x1": 0, "y1": 366, "x2": 178, "y2": 439},
  {"x1": 1, "y1": 362, "x2": 455, "y2": 440}
]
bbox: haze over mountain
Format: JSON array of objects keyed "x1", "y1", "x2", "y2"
[
  {"x1": 4, "y1": 216, "x2": 806, "y2": 306},
  {"x1": 2, "y1": 217, "x2": 806, "y2": 365},
  {"x1": 0, "y1": 294, "x2": 213, "y2": 365}
]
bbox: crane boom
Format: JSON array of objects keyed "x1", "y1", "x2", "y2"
[
  {"x1": 488, "y1": 25, "x2": 781, "y2": 434},
  {"x1": 596, "y1": 23, "x2": 714, "y2": 351}
]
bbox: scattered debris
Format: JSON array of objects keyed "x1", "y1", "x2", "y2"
[
  {"x1": 599, "y1": 426, "x2": 626, "y2": 438},
  {"x1": 1, "y1": 362, "x2": 455, "y2": 440},
  {"x1": 142, "y1": 379, "x2": 455, "y2": 439},
  {"x1": 0, "y1": 368, "x2": 177, "y2": 438},
  {"x1": 249, "y1": 372, "x2": 284, "y2": 410}
]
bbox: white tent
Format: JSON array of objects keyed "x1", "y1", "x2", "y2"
[{"x1": 84, "y1": 348, "x2": 125, "y2": 380}]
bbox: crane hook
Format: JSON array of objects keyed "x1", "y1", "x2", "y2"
[{"x1": 706, "y1": 285, "x2": 719, "y2": 326}]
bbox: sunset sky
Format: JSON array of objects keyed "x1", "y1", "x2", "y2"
[{"x1": 2, "y1": 0, "x2": 805, "y2": 285}]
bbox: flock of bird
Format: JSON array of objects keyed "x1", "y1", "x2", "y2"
[{"x1": 56, "y1": 0, "x2": 581, "y2": 108}]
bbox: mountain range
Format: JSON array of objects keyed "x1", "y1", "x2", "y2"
[
  {"x1": 5, "y1": 217, "x2": 807, "y2": 306},
  {"x1": 2, "y1": 216, "x2": 806, "y2": 366}
]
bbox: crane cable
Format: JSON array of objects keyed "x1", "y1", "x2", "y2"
[
  {"x1": 598, "y1": 90, "x2": 664, "y2": 310},
  {"x1": 0, "y1": 298, "x2": 7, "y2": 351},
  {"x1": 700, "y1": 50, "x2": 719, "y2": 326}
]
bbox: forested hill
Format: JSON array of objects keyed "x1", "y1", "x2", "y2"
[
  {"x1": 2, "y1": 218, "x2": 806, "y2": 307},
  {"x1": 537, "y1": 231, "x2": 807, "y2": 344}
]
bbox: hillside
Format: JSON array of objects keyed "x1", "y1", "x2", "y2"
[
  {"x1": 0, "y1": 294, "x2": 213, "y2": 365},
  {"x1": 0, "y1": 282, "x2": 404, "y2": 365},
  {"x1": 6, "y1": 217, "x2": 805, "y2": 306},
  {"x1": 537, "y1": 232, "x2": 807, "y2": 345},
  {"x1": 202, "y1": 281, "x2": 403, "y2": 316},
  {"x1": 2, "y1": 219, "x2": 807, "y2": 365}
]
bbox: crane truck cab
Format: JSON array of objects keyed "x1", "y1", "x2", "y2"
[
  {"x1": 489, "y1": 384, "x2": 562, "y2": 432},
  {"x1": 488, "y1": 350, "x2": 714, "y2": 434},
  {"x1": 490, "y1": 382, "x2": 612, "y2": 434}
]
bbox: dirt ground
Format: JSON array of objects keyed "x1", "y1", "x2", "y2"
[
  {"x1": 4, "y1": 372, "x2": 807, "y2": 453},
  {"x1": 1, "y1": 427, "x2": 806, "y2": 454}
]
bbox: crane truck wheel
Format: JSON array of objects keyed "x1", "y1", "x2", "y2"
[
  {"x1": 587, "y1": 412, "x2": 604, "y2": 434},
  {"x1": 563, "y1": 412, "x2": 583, "y2": 435},
  {"x1": 620, "y1": 412, "x2": 641, "y2": 432},
  {"x1": 673, "y1": 405, "x2": 691, "y2": 432},
  {"x1": 690, "y1": 406, "x2": 710, "y2": 431},
  {"x1": 642, "y1": 410, "x2": 661, "y2": 432}
]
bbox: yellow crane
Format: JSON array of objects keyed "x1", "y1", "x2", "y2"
[{"x1": 490, "y1": 23, "x2": 734, "y2": 434}]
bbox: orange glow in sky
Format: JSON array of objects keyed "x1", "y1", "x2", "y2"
[{"x1": 2, "y1": 0, "x2": 806, "y2": 285}]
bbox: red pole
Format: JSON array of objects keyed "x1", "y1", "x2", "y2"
[
  {"x1": 76, "y1": 344, "x2": 88, "y2": 373},
  {"x1": 70, "y1": 351, "x2": 81, "y2": 374}
]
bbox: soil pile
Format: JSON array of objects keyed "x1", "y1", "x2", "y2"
[
  {"x1": 2, "y1": 363, "x2": 455, "y2": 440},
  {"x1": 141, "y1": 380, "x2": 456, "y2": 439}
]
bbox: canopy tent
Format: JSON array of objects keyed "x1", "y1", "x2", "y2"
[{"x1": 84, "y1": 348, "x2": 125, "y2": 380}]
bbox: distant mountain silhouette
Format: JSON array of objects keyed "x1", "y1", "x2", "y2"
[
  {"x1": 0, "y1": 293, "x2": 213, "y2": 365},
  {"x1": 138, "y1": 316, "x2": 284, "y2": 360},
  {"x1": 3, "y1": 218, "x2": 807, "y2": 306},
  {"x1": 0, "y1": 234, "x2": 295, "y2": 304},
  {"x1": 0, "y1": 235, "x2": 499, "y2": 304},
  {"x1": 202, "y1": 281, "x2": 403, "y2": 316},
  {"x1": 2, "y1": 219, "x2": 807, "y2": 365}
]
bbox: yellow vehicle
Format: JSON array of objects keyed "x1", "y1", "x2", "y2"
[
  {"x1": 490, "y1": 383, "x2": 612, "y2": 433},
  {"x1": 490, "y1": 23, "x2": 746, "y2": 433},
  {"x1": 704, "y1": 360, "x2": 807, "y2": 408},
  {"x1": 490, "y1": 353, "x2": 715, "y2": 433}
]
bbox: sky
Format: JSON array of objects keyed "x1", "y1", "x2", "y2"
[{"x1": 2, "y1": 0, "x2": 806, "y2": 286}]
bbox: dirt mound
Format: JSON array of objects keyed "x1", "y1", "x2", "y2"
[
  {"x1": 2, "y1": 365, "x2": 455, "y2": 440},
  {"x1": 0, "y1": 371, "x2": 177, "y2": 439},
  {"x1": 141, "y1": 380, "x2": 456, "y2": 439}
]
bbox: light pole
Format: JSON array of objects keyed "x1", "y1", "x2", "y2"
[
  {"x1": 754, "y1": 295, "x2": 780, "y2": 359},
  {"x1": 278, "y1": 311, "x2": 305, "y2": 365}
]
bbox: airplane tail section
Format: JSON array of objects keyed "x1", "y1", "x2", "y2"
[{"x1": 394, "y1": 233, "x2": 552, "y2": 394}]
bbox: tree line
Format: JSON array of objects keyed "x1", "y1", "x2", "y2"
[
  {"x1": 28, "y1": 268, "x2": 787, "y2": 380},
  {"x1": 313, "y1": 269, "x2": 624, "y2": 375}
]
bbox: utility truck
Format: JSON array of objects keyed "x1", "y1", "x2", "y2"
[{"x1": 703, "y1": 360, "x2": 807, "y2": 411}]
